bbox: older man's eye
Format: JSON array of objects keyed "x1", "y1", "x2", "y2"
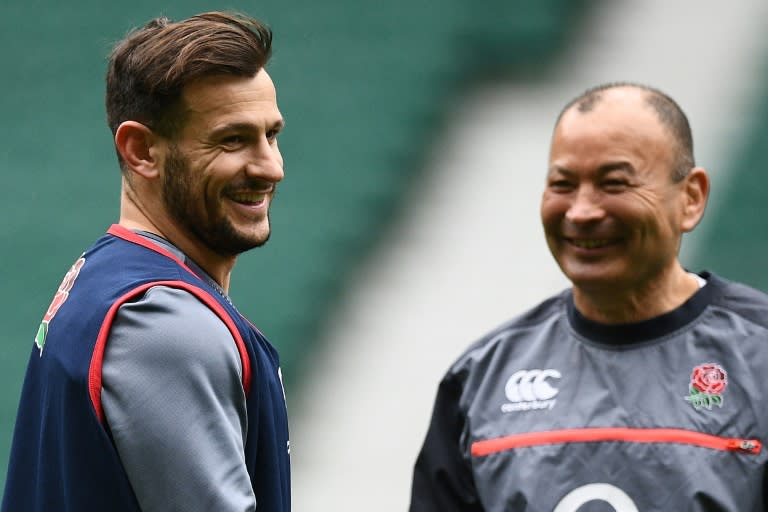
[
  {"x1": 548, "y1": 179, "x2": 575, "y2": 192},
  {"x1": 602, "y1": 179, "x2": 629, "y2": 191}
]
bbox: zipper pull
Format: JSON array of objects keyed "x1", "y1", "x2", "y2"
[{"x1": 726, "y1": 439, "x2": 762, "y2": 454}]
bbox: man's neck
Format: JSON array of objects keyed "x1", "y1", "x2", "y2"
[
  {"x1": 572, "y1": 266, "x2": 701, "y2": 324},
  {"x1": 118, "y1": 189, "x2": 235, "y2": 291}
]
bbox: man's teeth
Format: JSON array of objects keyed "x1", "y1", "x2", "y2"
[
  {"x1": 572, "y1": 239, "x2": 610, "y2": 249},
  {"x1": 231, "y1": 192, "x2": 266, "y2": 203}
]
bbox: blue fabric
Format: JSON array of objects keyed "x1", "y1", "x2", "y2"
[{"x1": 2, "y1": 227, "x2": 290, "y2": 511}]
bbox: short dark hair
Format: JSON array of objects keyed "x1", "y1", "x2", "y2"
[
  {"x1": 556, "y1": 82, "x2": 695, "y2": 182},
  {"x1": 105, "y1": 12, "x2": 273, "y2": 169}
]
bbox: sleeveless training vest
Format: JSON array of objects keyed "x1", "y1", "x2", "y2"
[{"x1": 2, "y1": 225, "x2": 290, "y2": 511}]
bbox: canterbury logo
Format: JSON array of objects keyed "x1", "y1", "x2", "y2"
[{"x1": 502, "y1": 369, "x2": 561, "y2": 412}]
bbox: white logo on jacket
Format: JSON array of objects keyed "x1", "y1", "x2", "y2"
[{"x1": 502, "y1": 369, "x2": 561, "y2": 412}]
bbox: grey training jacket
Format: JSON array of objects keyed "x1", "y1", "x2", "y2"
[{"x1": 410, "y1": 272, "x2": 768, "y2": 511}]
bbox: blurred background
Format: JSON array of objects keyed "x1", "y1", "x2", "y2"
[{"x1": 2, "y1": 0, "x2": 767, "y2": 509}]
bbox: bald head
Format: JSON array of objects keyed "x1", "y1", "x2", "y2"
[{"x1": 555, "y1": 83, "x2": 695, "y2": 182}]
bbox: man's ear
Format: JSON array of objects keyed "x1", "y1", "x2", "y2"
[
  {"x1": 114, "y1": 121, "x2": 162, "y2": 179},
  {"x1": 680, "y1": 167, "x2": 710, "y2": 233}
]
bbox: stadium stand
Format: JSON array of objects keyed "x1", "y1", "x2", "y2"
[
  {"x1": 0, "y1": 0, "x2": 592, "y2": 488},
  {"x1": 8, "y1": 0, "x2": 768, "y2": 498},
  {"x1": 690, "y1": 87, "x2": 768, "y2": 292}
]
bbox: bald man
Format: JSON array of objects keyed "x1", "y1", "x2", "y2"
[{"x1": 410, "y1": 83, "x2": 768, "y2": 511}]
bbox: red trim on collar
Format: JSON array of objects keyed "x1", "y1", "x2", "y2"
[{"x1": 107, "y1": 224, "x2": 200, "y2": 278}]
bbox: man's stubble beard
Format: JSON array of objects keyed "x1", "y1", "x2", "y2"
[{"x1": 162, "y1": 145, "x2": 271, "y2": 257}]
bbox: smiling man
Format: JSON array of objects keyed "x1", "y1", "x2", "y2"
[
  {"x1": 3, "y1": 13, "x2": 290, "y2": 512},
  {"x1": 542, "y1": 85, "x2": 704, "y2": 323},
  {"x1": 410, "y1": 83, "x2": 768, "y2": 511}
]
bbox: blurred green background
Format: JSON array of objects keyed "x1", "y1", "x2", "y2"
[
  {"x1": 0, "y1": 0, "x2": 595, "y2": 489},
  {"x1": 1, "y1": 0, "x2": 766, "y2": 494}
]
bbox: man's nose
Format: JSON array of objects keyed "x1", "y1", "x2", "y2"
[
  {"x1": 246, "y1": 137, "x2": 284, "y2": 183},
  {"x1": 565, "y1": 186, "x2": 604, "y2": 223}
]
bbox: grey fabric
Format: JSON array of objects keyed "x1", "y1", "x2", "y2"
[
  {"x1": 101, "y1": 234, "x2": 256, "y2": 512},
  {"x1": 411, "y1": 273, "x2": 768, "y2": 511}
]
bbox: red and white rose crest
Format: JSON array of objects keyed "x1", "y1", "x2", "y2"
[
  {"x1": 35, "y1": 256, "x2": 86, "y2": 355},
  {"x1": 685, "y1": 363, "x2": 727, "y2": 410}
]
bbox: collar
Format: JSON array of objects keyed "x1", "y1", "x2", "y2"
[{"x1": 567, "y1": 272, "x2": 714, "y2": 346}]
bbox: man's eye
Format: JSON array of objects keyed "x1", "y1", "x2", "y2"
[
  {"x1": 602, "y1": 179, "x2": 628, "y2": 190},
  {"x1": 223, "y1": 135, "x2": 246, "y2": 145},
  {"x1": 266, "y1": 129, "x2": 280, "y2": 142},
  {"x1": 549, "y1": 180, "x2": 575, "y2": 191}
]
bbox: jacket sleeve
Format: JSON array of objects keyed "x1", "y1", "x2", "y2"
[
  {"x1": 409, "y1": 372, "x2": 484, "y2": 512},
  {"x1": 102, "y1": 286, "x2": 256, "y2": 512}
]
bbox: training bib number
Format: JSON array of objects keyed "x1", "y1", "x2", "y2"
[{"x1": 553, "y1": 483, "x2": 639, "y2": 512}]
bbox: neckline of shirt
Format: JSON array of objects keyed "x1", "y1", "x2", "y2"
[
  {"x1": 132, "y1": 230, "x2": 233, "y2": 305},
  {"x1": 567, "y1": 271, "x2": 715, "y2": 346}
]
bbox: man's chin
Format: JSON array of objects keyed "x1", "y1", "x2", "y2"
[
  {"x1": 563, "y1": 265, "x2": 626, "y2": 291},
  {"x1": 223, "y1": 231, "x2": 271, "y2": 255},
  {"x1": 193, "y1": 222, "x2": 272, "y2": 256}
]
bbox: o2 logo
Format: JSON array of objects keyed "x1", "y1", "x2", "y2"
[{"x1": 553, "y1": 484, "x2": 638, "y2": 512}]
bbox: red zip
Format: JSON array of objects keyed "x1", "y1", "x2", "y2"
[{"x1": 471, "y1": 427, "x2": 762, "y2": 457}]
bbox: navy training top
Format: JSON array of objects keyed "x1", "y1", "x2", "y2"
[{"x1": 2, "y1": 224, "x2": 291, "y2": 511}]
